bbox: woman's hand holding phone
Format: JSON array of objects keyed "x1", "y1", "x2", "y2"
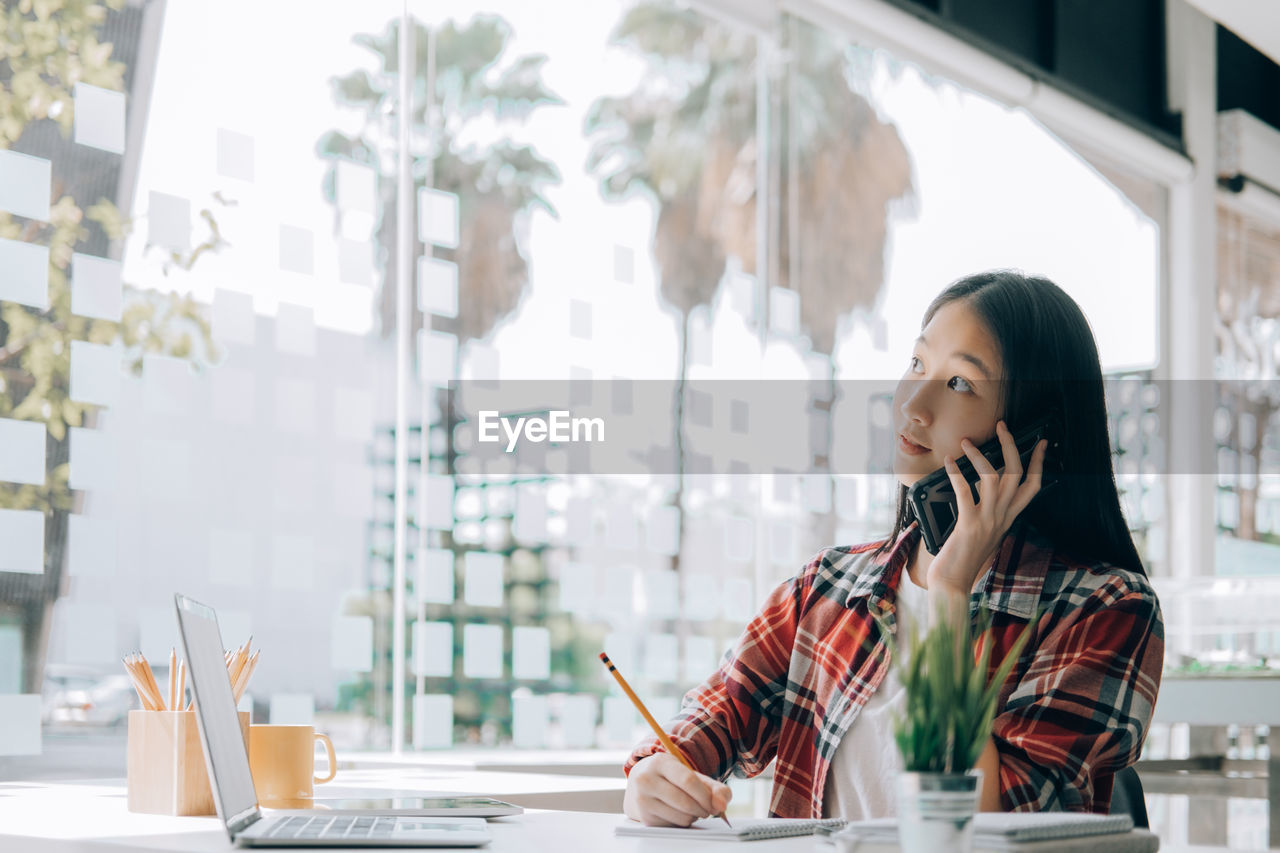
[{"x1": 925, "y1": 419, "x2": 1049, "y2": 599}]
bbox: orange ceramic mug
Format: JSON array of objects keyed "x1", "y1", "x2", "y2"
[{"x1": 247, "y1": 724, "x2": 336, "y2": 807}]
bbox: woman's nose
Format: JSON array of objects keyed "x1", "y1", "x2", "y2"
[{"x1": 898, "y1": 380, "x2": 937, "y2": 424}]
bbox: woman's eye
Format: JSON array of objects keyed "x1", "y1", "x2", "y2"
[{"x1": 909, "y1": 356, "x2": 972, "y2": 393}]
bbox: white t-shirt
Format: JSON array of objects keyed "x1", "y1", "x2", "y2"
[{"x1": 822, "y1": 572, "x2": 932, "y2": 820}]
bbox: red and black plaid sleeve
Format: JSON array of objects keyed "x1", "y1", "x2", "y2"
[{"x1": 992, "y1": 571, "x2": 1164, "y2": 812}]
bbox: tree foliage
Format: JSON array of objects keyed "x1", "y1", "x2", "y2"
[
  {"x1": 317, "y1": 13, "x2": 563, "y2": 344},
  {"x1": 0, "y1": 0, "x2": 215, "y2": 548},
  {"x1": 584, "y1": 4, "x2": 914, "y2": 356}
]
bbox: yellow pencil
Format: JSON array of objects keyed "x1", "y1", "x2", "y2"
[
  {"x1": 138, "y1": 653, "x2": 165, "y2": 711},
  {"x1": 176, "y1": 659, "x2": 186, "y2": 712},
  {"x1": 599, "y1": 652, "x2": 731, "y2": 828},
  {"x1": 168, "y1": 647, "x2": 177, "y2": 711},
  {"x1": 126, "y1": 654, "x2": 164, "y2": 711},
  {"x1": 122, "y1": 656, "x2": 158, "y2": 710},
  {"x1": 228, "y1": 649, "x2": 249, "y2": 692},
  {"x1": 232, "y1": 650, "x2": 257, "y2": 704}
]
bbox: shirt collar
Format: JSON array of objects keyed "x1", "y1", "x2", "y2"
[
  {"x1": 844, "y1": 519, "x2": 916, "y2": 611},
  {"x1": 845, "y1": 516, "x2": 1050, "y2": 621}
]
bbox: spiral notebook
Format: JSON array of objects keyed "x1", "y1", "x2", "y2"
[
  {"x1": 973, "y1": 812, "x2": 1133, "y2": 842},
  {"x1": 836, "y1": 813, "x2": 1149, "y2": 853},
  {"x1": 616, "y1": 817, "x2": 847, "y2": 841}
]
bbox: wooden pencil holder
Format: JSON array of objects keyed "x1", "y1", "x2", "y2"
[{"x1": 126, "y1": 709, "x2": 250, "y2": 816}]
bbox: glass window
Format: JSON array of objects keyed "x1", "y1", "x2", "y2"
[{"x1": 0, "y1": 0, "x2": 1174, "y2": 776}]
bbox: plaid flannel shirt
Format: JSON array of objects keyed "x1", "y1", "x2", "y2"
[{"x1": 624, "y1": 518, "x2": 1164, "y2": 818}]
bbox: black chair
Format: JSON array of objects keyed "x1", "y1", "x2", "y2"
[{"x1": 1109, "y1": 766, "x2": 1149, "y2": 828}]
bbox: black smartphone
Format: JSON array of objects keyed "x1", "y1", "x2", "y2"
[{"x1": 906, "y1": 412, "x2": 1063, "y2": 556}]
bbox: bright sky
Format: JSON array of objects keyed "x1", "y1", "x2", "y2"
[{"x1": 123, "y1": 1, "x2": 1159, "y2": 384}]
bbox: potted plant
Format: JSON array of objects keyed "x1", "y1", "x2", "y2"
[{"x1": 887, "y1": 604, "x2": 1035, "y2": 853}]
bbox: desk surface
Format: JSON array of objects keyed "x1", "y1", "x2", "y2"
[
  {"x1": 0, "y1": 777, "x2": 1266, "y2": 853},
  {"x1": 1152, "y1": 675, "x2": 1280, "y2": 726},
  {"x1": 339, "y1": 749, "x2": 632, "y2": 779},
  {"x1": 301, "y1": 766, "x2": 624, "y2": 813}
]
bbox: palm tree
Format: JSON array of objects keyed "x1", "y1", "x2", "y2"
[
  {"x1": 317, "y1": 14, "x2": 563, "y2": 346},
  {"x1": 317, "y1": 14, "x2": 563, "y2": 742},
  {"x1": 777, "y1": 15, "x2": 914, "y2": 541},
  {"x1": 585, "y1": 5, "x2": 752, "y2": 579},
  {"x1": 585, "y1": 4, "x2": 913, "y2": 564}
]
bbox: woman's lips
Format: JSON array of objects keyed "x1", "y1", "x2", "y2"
[{"x1": 898, "y1": 434, "x2": 930, "y2": 455}]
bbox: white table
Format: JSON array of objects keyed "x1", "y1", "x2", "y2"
[
  {"x1": 0, "y1": 807, "x2": 813, "y2": 852},
  {"x1": 0, "y1": 779, "x2": 788, "y2": 852},
  {"x1": 298, "y1": 767, "x2": 624, "y2": 813},
  {"x1": 1149, "y1": 674, "x2": 1280, "y2": 847},
  {"x1": 338, "y1": 749, "x2": 632, "y2": 780},
  {"x1": 0, "y1": 777, "x2": 1265, "y2": 852}
]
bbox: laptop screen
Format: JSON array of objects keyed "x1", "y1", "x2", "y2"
[{"x1": 174, "y1": 594, "x2": 258, "y2": 830}]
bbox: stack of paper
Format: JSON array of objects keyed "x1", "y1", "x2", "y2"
[{"x1": 830, "y1": 812, "x2": 1159, "y2": 853}]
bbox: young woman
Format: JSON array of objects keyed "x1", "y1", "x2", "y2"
[{"x1": 622, "y1": 270, "x2": 1165, "y2": 824}]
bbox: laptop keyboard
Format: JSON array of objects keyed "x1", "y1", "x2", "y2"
[{"x1": 262, "y1": 816, "x2": 396, "y2": 840}]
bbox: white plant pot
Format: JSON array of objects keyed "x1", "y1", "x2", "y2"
[{"x1": 895, "y1": 770, "x2": 983, "y2": 853}]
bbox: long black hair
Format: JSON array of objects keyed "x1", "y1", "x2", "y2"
[{"x1": 872, "y1": 270, "x2": 1144, "y2": 577}]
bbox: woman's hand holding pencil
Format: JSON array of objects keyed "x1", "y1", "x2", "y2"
[{"x1": 600, "y1": 652, "x2": 733, "y2": 828}]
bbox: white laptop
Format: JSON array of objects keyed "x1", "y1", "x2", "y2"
[{"x1": 175, "y1": 594, "x2": 492, "y2": 847}]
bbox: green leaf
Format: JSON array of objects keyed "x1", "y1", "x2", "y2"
[
  {"x1": 433, "y1": 14, "x2": 509, "y2": 84},
  {"x1": 85, "y1": 199, "x2": 125, "y2": 240},
  {"x1": 611, "y1": 3, "x2": 707, "y2": 61},
  {"x1": 891, "y1": 601, "x2": 1042, "y2": 773},
  {"x1": 330, "y1": 69, "x2": 383, "y2": 108},
  {"x1": 469, "y1": 54, "x2": 565, "y2": 123}
]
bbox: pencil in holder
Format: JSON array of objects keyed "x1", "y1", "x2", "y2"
[{"x1": 126, "y1": 709, "x2": 250, "y2": 816}]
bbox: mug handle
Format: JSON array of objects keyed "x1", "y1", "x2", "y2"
[{"x1": 314, "y1": 733, "x2": 337, "y2": 785}]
